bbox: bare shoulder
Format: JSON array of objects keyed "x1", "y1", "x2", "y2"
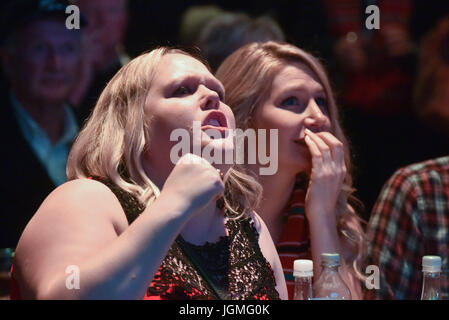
[
  {"x1": 44, "y1": 178, "x2": 122, "y2": 210},
  {"x1": 13, "y1": 178, "x2": 129, "y2": 298},
  {"x1": 35, "y1": 178, "x2": 128, "y2": 227},
  {"x1": 17, "y1": 178, "x2": 129, "y2": 251},
  {"x1": 249, "y1": 211, "x2": 276, "y2": 263},
  {"x1": 249, "y1": 211, "x2": 288, "y2": 299}
]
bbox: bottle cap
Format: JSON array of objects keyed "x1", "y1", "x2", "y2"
[
  {"x1": 294, "y1": 259, "x2": 313, "y2": 278},
  {"x1": 422, "y1": 255, "x2": 442, "y2": 273},
  {"x1": 321, "y1": 253, "x2": 340, "y2": 267}
]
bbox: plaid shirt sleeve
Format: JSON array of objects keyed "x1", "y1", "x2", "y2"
[
  {"x1": 365, "y1": 167, "x2": 425, "y2": 299},
  {"x1": 365, "y1": 157, "x2": 449, "y2": 300}
]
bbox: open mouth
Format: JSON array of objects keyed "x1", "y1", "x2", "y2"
[{"x1": 201, "y1": 111, "x2": 228, "y2": 132}]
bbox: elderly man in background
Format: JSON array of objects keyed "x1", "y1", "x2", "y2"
[
  {"x1": 70, "y1": 0, "x2": 129, "y2": 124},
  {"x1": 0, "y1": 0, "x2": 82, "y2": 249}
]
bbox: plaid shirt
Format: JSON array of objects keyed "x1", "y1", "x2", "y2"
[{"x1": 365, "y1": 156, "x2": 449, "y2": 300}]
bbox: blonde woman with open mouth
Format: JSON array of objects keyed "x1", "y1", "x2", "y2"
[{"x1": 10, "y1": 47, "x2": 287, "y2": 300}]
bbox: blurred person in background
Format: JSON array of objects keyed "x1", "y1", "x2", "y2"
[
  {"x1": 0, "y1": 0, "x2": 82, "y2": 249},
  {"x1": 178, "y1": 5, "x2": 225, "y2": 47},
  {"x1": 413, "y1": 15, "x2": 449, "y2": 136},
  {"x1": 180, "y1": 6, "x2": 285, "y2": 72},
  {"x1": 365, "y1": 14, "x2": 449, "y2": 300},
  {"x1": 322, "y1": 0, "x2": 416, "y2": 115},
  {"x1": 70, "y1": 0, "x2": 130, "y2": 124},
  {"x1": 322, "y1": 0, "x2": 416, "y2": 217},
  {"x1": 321, "y1": 0, "x2": 449, "y2": 217},
  {"x1": 195, "y1": 12, "x2": 285, "y2": 72}
]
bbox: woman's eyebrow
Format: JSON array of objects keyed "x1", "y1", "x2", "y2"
[
  {"x1": 278, "y1": 84, "x2": 325, "y2": 96},
  {"x1": 163, "y1": 75, "x2": 194, "y2": 92},
  {"x1": 164, "y1": 75, "x2": 225, "y2": 98}
]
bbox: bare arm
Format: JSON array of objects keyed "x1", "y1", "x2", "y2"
[
  {"x1": 251, "y1": 212, "x2": 288, "y2": 300},
  {"x1": 304, "y1": 130, "x2": 363, "y2": 299},
  {"x1": 14, "y1": 154, "x2": 224, "y2": 300},
  {"x1": 14, "y1": 179, "x2": 193, "y2": 299}
]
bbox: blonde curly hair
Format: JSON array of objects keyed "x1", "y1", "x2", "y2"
[
  {"x1": 67, "y1": 47, "x2": 262, "y2": 219},
  {"x1": 216, "y1": 41, "x2": 367, "y2": 279}
]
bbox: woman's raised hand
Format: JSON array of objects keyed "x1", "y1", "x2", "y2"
[
  {"x1": 303, "y1": 129, "x2": 346, "y2": 222},
  {"x1": 161, "y1": 153, "x2": 225, "y2": 217}
]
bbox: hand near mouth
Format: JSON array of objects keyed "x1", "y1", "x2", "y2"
[{"x1": 303, "y1": 128, "x2": 346, "y2": 222}]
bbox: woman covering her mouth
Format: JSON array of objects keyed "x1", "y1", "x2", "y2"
[
  {"x1": 216, "y1": 41, "x2": 366, "y2": 299},
  {"x1": 10, "y1": 47, "x2": 287, "y2": 300}
]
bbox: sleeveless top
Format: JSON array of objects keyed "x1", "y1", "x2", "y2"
[
  {"x1": 10, "y1": 177, "x2": 280, "y2": 300},
  {"x1": 9, "y1": 176, "x2": 280, "y2": 300},
  {"x1": 94, "y1": 176, "x2": 280, "y2": 300},
  {"x1": 275, "y1": 176, "x2": 311, "y2": 300}
]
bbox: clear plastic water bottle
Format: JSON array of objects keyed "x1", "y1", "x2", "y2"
[
  {"x1": 313, "y1": 253, "x2": 351, "y2": 300},
  {"x1": 421, "y1": 255, "x2": 442, "y2": 300},
  {"x1": 293, "y1": 259, "x2": 313, "y2": 300}
]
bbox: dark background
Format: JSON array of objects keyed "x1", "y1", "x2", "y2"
[{"x1": 1, "y1": 0, "x2": 449, "y2": 219}]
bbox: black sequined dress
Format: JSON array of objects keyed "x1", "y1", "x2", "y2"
[{"x1": 93, "y1": 176, "x2": 280, "y2": 300}]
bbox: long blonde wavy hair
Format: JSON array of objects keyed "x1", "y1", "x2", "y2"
[
  {"x1": 67, "y1": 47, "x2": 262, "y2": 219},
  {"x1": 215, "y1": 41, "x2": 367, "y2": 278}
]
